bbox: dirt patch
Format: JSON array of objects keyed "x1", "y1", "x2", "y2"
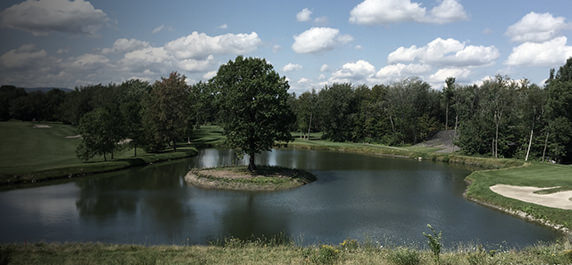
[
  {"x1": 490, "y1": 184, "x2": 572, "y2": 210},
  {"x1": 33, "y1": 124, "x2": 51, "y2": 129},
  {"x1": 185, "y1": 166, "x2": 316, "y2": 191},
  {"x1": 415, "y1": 130, "x2": 460, "y2": 153}
]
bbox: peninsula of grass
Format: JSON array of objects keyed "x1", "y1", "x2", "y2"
[
  {"x1": 464, "y1": 163, "x2": 572, "y2": 232},
  {"x1": 0, "y1": 121, "x2": 200, "y2": 187},
  {"x1": 185, "y1": 165, "x2": 316, "y2": 191}
]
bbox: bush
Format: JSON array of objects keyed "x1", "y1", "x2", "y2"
[
  {"x1": 388, "y1": 247, "x2": 421, "y2": 265},
  {"x1": 311, "y1": 245, "x2": 339, "y2": 265}
]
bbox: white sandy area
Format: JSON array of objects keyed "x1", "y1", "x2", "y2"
[
  {"x1": 33, "y1": 124, "x2": 51, "y2": 128},
  {"x1": 64, "y1": 135, "x2": 81, "y2": 139},
  {"x1": 490, "y1": 184, "x2": 572, "y2": 210}
]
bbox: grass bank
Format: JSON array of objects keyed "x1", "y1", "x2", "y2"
[
  {"x1": 0, "y1": 121, "x2": 201, "y2": 187},
  {"x1": 1, "y1": 239, "x2": 571, "y2": 265},
  {"x1": 465, "y1": 163, "x2": 572, "y2": 232},
  {"x1": 288, "y1": 138, "x2": 524, "y2": 169},
  {"x1": 185, "y1": 166, "x2": 316, "y2": 191}
]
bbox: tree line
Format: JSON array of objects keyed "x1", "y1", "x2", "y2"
[{"x1": 1, "y1": 57, "x2": 571, "y2": 163}]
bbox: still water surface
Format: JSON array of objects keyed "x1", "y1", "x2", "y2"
[{"x1": 0, "y1": 148, "x2": 561, "y2": 247}]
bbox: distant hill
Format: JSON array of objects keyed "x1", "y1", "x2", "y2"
[{"x1": 24, "y1": 87, "x2": 74, "y2": 93}]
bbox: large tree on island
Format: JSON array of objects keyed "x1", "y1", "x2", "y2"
[{"x1": 213, "y1": 56, "x2": 295, "y2": 171}]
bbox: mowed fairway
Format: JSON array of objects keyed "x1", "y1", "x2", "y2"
[
  {"x1": 0, "y1": 121, "x2": 83, "y2": 175},
  {"x1": 466, "y1": 163, "x2": 572, "y2": 230},
  {"x1": 0, "y1": 121, "x2": 198, "y2": 183}
]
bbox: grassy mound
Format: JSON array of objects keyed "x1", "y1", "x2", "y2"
[{"x1": 185, "y1": 166, "x2": 316, "y2": 191}]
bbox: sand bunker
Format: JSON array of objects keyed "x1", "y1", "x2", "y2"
[
  {"x1": 33, "y1": 124, "x2": 51, "y2": 128},
  {"x1": 490, "y1": 184, "x2": 572, "y2": 210}
]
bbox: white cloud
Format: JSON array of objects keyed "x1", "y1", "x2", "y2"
[
  {"x1": 0, "y1": 44, "x2": 47, "y2": 69},
  {"x1": 165, "y1": 31, "x2": 261, "y2": 59},
  {"x1": 354, "y1": 45, "x2": 363, "y2": 50},
  {"x1": 506, "y1": 12, "x2": 569, "y2": 43},
  {"x1": 203, "y1": 70, "x2": 217, "y2": 79},
  {"x1": 429, "y1": 67, "x2": 470, "y2": 84},
  {"x1": 426, "y1": 0, "x2": 468, "y2": 24},
  {"x1": 282, "y1": 63, "x2": 303, "y2": 72},
  {"x1": 320, "y1": 64, "x2": 329, "y2": 72},
  {"x1": 388, "y1": 37, "x2": 499, "y2": 66},
  {"x1": 330, "y1": 60, "x2": 376, "y2": 83},
  {"x1": 152, "y1": 24, "x2": 173, "y2": 34},
  {"x1": 505, "y1": 37, "x2": 572, "y2": 66},
  {"x1": 0, "y1": 0, "x2": 108, "y2": 35},
  {"x1": 349, "y1": 0, "x2": 467, "y2": 25},
  {"x1": 71, "y1": 53, "x2": 110, "y2": 68},
  {"x1": 102, "y1": 38, "x2": 150, "y2": 54},
  {"x1": 296, "y1": 8, "x2": 312, "y2": 22},
  {"x1": 218, "y1": 24, "x2": 228, "y2": 29},
  {"x1": 292, "y1": 27, "x2": 353, "y2": 54},
  {"x1": 375, "y1": 63, "x2": 430, "y2": 82}
]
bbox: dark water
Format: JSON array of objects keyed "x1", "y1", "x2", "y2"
[{"x1": 0, "y1": 148, "x2": 561, "y2": 247}]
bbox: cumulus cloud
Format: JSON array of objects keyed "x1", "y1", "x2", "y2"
[
  {"x1": 314, "y1": 16, "x2": 328, "y2": 24},
  {"x1": 320, "y1": 64, "x2": 330, "y2": 72},
  {"x1": 429, "y1": 67, "x2": 470, "y2": 84},
  {"x1": 282, "y1": 63, "x2": 303, "y2": 72},
  {"x1": 0, "y1": 44, "x2": 48, "y2": 69},
  {"x1": 329, "y1": 60, "x2": 376, "y2": 83},
  {"x1": 375, "y1": 63, "x2": 430, "y2": 82},
  {"x1": 102, "y1": 38, "x2": 150, "y2": 54},
  {"x1": 218, "y1": 24, "x2": 228, "y2": 29},
  {"x1": 292, "y1": 27, "x2": 353, "y2": 54},
  {"x1": 0, "y1": 0, "x2": 108, "y2": 35},
  {"x1": 296, "y1": 8, "x2": 312, "y2": 22},
  {"x1": 70, "y1": 53, "x2": 110, "y2": 69},
  {"x1": 349, "y1": 0, "x2": 467, "y2": 25},
  {"x1": 388, "y1": 37, "x2": 499, "y2": 66},
  {"x1": 506, "y1": 12, "x2": 569, "y2": 43},
  {"x1": 203, "y1": 70, "x2": 217, "y2": 79},
  {"x1": 505, "y1": 37, "x2": 572, "y2": 66},
  {"x1": 165, "y1": 31, "x2": 261, "y2": 59},
  {"x1": 272, "y1": 44, "x2": 281, "y2": 53}
]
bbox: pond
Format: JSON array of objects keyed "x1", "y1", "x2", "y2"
[{"x1": 0, "y1": 148, "x2": 561, "y2": 247}]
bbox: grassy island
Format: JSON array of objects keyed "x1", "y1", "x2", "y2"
[{"x1": 185, "y1": 166, "x2": 316, "y2": 191}]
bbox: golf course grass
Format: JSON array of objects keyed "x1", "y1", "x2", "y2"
[
  {"x1": 465, "y1": 163, "x2": 572, "y2": 231},
  {"x1": 0, "y1": 121, "x2": 201, "y2": 186}
]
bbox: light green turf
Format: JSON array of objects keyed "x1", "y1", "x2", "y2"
[
  {"x1": 465, "y1": 163, "x2": 572, "y2": 230},
  {"x1": 0, "y1": 121, "x2": 197, "y2": 185}
]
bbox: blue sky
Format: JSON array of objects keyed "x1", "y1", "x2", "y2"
[{"x1": 1, "y1": 0, "x2": 571, "y2": 94}]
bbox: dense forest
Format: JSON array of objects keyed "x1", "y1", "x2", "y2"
[{"x1": 1, "y1": 58, "x2": 571, "y2": 163}]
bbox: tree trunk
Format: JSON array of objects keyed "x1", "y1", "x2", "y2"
[
  {"x1": 307, "y1": 112, "x2": 313, "y2": 140},
  {"x1": 173, "y1": 138, "x2": 176, "y2": 151},
  {"x1": 445, "y1": 102, "x2": 449, "y2": 130},
  {"x1": 103, "y1": 152, "x2": 107, "y2": 161},
  {"x1": 525, "y1": 128, "x2": 533, "y2": 161},
  {"x1": 454, "y1": 115, "x2": 458, "y2": 133},
  {"x1": 248, "y1": 153, "x2": 256, "y2": 171},
  {"x1": 134, "y1": 145, "x2": 137, "y2": 157},
  {"x1": 542, "y1": 131, "x2": 549, "y2": 162},
  {"x1": 389, "y1": 114, "x2": 396, "y2": 133},
  {"x1": 494, "y1": 113, "x2": 500, "y2": 158},
  {"x1": 111, "y1": 151, "x2": 114, "y2": 160}
]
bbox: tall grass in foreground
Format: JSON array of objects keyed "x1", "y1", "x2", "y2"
[{"x1": 1, "y1": 235, "x2": 570, "y2": 265}]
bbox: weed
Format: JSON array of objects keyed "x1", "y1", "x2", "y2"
[{"x1": 423, "y1": 224, "x2": 442, "y2": 265}]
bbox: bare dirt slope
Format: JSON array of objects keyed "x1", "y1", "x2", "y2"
[{"x1": 415, "y1": 130, "x2": 460, "y2": 153}]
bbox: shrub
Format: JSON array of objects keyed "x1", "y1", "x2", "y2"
[
  {"x1": 388, "y1": 247, "x2": 421, "y2": 265},
  {"x1": 311, "y1": 245, "x2": 339, "y2": 265}
]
